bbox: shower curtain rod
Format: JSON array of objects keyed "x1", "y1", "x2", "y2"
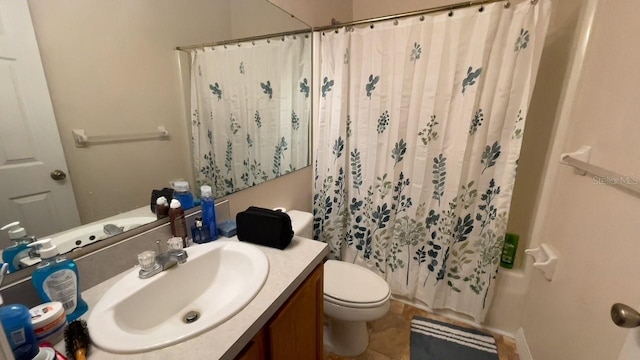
[
  {"x1": 314, "y1": 0, "x2": 529, "y2": 32},
  {"x1": 176, "y1": 28, "x2": 311, "y2": 51},
  {"x1": 177, "y1": 0, "x2": 534, "y2": 51}
]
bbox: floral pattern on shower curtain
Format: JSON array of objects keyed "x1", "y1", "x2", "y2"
[
  {"x1": 191, "y1": 35, "x2": 311, "y2": 198},
  {"x1": 313, "y1": 1, "x2": 551, "y2": 321}
]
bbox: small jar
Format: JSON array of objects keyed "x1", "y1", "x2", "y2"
[{"x1": 29, "y1": 302, "x2": 67, "y2": 345}]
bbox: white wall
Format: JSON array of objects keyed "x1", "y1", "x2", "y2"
[
  {"x1": 521, "y1": 0, "x2": 640, "y2": 358},
  {"x1": 268, "y1": 0, "x2": 353, "y2": 27},
  {"x1": 230, "y1": 0, "x2": 308, "y2": 39},
  {"x1": 484, "y1": 0, "x2": 585, "y2": 334},
  {"x1": 352, "y1": 0, "x2": 452, "y2": 20}
]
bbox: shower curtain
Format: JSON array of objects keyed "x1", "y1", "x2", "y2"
[
  {"x1": 313, "y1": 0, "x2": 551, "y2": 321},
  {"x1": 191, "y1": 35, "x2": 311, "y2": 198}
]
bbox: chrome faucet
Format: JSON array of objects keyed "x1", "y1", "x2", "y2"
[
  {"x1": 138, "y1": 239, "x2": 188, "y2": 279},
  {"x1": 103, "y1": 223, "x2": 124, "y2": 236}
]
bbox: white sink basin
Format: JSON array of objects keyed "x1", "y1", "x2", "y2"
[{"x1": 87, "y1": 240, "x2": 269, "y2": 353}]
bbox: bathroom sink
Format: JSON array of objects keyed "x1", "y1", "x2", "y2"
[{"x1": 87, "y1": 240, "x2": 269, "y2": 353}]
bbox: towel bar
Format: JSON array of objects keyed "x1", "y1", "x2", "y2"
[{"x1": 72, "y1": 126, "x2": 169, "y2": 147}]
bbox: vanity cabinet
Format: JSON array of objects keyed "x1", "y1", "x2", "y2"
[
  {"x1": 235, "y1": 330, "x2": 266, "y2": 360},
  {"x1": 236, "y1": 263, "x2": 323, "y2": 360}
]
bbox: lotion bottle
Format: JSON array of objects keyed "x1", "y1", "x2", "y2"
[
  {"x1": 169, "y1": 199, "x2": 188, "y2": 248},
  {"x1": 1, "y1": 222, "x2": 36, "y2": 273},
  {"x1": 155, "y1": 196, "x2": 170, "y2": 220},
  {"x1": 27, "y1": 239, "x2": 88, "y2": 322}
]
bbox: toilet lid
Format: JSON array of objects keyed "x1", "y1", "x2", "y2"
[{"x1": 324, "y1": 260, "x2": 390, "y2": 304}]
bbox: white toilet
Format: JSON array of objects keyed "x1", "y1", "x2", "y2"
[{"x1": 287, "y1": 210, "x2": 391, "y2": 356}]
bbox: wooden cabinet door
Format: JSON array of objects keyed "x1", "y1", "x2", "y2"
[
  {"x1": 236, "y1": 328, "x2": 267, "y2": 360},
  {"x1": 267, "y1": 264, "x2": 323, "y2": 360}
]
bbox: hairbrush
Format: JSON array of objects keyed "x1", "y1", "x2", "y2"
[{"x1": 64, "y1": 320, "x2": 91, "y2": 360}]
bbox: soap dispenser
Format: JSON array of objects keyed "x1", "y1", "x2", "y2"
[
  {"x1": 27, "y1": 239, "x2": 88, "y2": 322},
  {"x1": 1, "y1": 222, "x2": 36, "y2": 272},
  {"x1": 200, "y1": 185, "x2": 219, "y2": 241},
  {"x1": 0, "y1": 263, "x2": 19, "y2": 360}
]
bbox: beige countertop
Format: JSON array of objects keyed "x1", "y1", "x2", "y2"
[{"x1": 55, "y1": 236, "x2": 328, "y2": 359}]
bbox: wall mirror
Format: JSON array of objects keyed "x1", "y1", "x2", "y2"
[{"x1": 0, "y1": 0, "x2": 311, "y2": 276}]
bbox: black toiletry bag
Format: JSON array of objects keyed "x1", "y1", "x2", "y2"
[{"x1": 236, "y1": 207, "x2": 294, "y2": 250}]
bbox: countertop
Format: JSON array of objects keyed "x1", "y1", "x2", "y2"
[{"x1": 55, "y1": 236, "x2": 328, "y2": 359}]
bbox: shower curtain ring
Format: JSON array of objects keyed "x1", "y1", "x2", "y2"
[
  {"x1": 504, "y1": 1, "x2": 511, "y2": 8},
  {"x1": 530, "y1": 0, "x2": 538, "y2": 4},
  {"x1": 419, "y1": 15, "x2": 425, "y2": 21},
  {"x1": 448, "y1": 8, "x2": 454, "y2": 17},
  {"x1": 393, "y1": 19, "x2": 398, "y2": 25},
  {"x1": 370, "y1": 23, "x2": 375, "y2": 29}
]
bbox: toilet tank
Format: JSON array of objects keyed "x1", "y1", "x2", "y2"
[{"x1": 286, "y1": 210, "x2": 313, "y2": 239}]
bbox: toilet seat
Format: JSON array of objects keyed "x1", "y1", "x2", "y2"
[
  {"x1": 324, "y1": 292, "x2": 390, "y2": 309},
  {"x1": 324, "y1": 260, "x2": 390, "y2": 308}
]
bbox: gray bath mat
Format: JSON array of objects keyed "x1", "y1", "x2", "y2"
[{"x1": 410, "y1": 316, "x2": 499, "y2": 360}]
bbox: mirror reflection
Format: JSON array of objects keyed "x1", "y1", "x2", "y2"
[
  {"x1": 188, "y1": 32, "x2": 311, "y2": 197},
  {"x1": 0, "y1": 0, "x2": 311, "y2": 273}
]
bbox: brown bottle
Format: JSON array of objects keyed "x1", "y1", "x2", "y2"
[
  {"x1": 156, "y1": 196, "x2": 170, "y2": 220},
  {"x1": 169, "y1": 199, "x2": 188, "y2": 247}
]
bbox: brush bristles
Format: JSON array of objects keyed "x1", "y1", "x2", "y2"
[{"x1": 64, "y1": 320, "x2": 92, "y2": 359}]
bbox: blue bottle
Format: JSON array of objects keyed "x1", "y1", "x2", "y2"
[
  {"x1": 1, "y1": 222, "x2": 36, "y2": 273},
  {"x1": 200, "y1": 185, "x2": 219, "y2": 240},
  {"x1": 0, "y1": 304, "x2": 39, "y2": 360},
  {"x1": 191, "y1": 218, "x2": 211, "y2": 244},
  {"x1": 28, "y1": 239, "x2": 88, "y2": 322},
  {"x1": 173, "y1": 181, "x2": 195, "y2": 210}
]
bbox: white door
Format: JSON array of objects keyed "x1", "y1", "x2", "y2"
[{"x1": 0, "y1": 0, "x2": 80, "y2": 243}]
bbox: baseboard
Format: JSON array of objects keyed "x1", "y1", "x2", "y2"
[{"x1": 515, "y1": 327, "x2": 533, "y2": 360}]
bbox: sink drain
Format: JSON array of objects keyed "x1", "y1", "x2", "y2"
[{"x1": 183, "y1": 311, "x2": 200, "y2": 324}]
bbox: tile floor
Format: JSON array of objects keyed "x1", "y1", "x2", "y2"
[{"x1": 325, "y1": 300, "x2": 519, "y2": 360}]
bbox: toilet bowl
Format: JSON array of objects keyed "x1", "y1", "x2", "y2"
[{"x1": 287, "y1": 210, "x2": 391, "y2": 356}]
